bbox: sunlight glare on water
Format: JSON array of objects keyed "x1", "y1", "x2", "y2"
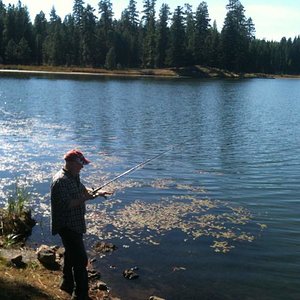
[{"x1": 1, "y1": 74, "x2": 300, "y2": 300}]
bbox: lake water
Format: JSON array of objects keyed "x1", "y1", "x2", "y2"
[{"x1": 0, "y1": 73, "x2": 300, "y2": 300}]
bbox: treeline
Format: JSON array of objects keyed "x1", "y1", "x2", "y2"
[{"x1": 0, "y1": 0, "x2": 300, "y2": 74}]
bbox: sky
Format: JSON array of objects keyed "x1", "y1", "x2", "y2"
[{"x1": 2, "y1": 0, "x2": 300, "y2": 41}]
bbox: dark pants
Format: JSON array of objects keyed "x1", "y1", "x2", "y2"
[{"x1": 59, "y1": 227, "x2": 88, "y2": 298}]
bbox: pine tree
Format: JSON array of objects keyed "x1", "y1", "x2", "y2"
[
  {"x1": 221, "y1": 0, "x2": 254, "y2": 71},
  {"x1": 290, "y1": 37, "x2": 300, "y2": 74},
  {"x1": 43, "y1": 7, "x2": 65, "y2": 65},
  {"x1": 73, "y1": 0, "x2": 85, "y2": 27},
  {"x1": 128, "y1": 0, "x2": 139, "y2": 29},
  {"x1": 34, "y1": 11, "x2": 47, "y2": 64},
  {"x1": 3, "y1": 4, "x2": 16, "y2": 47},
  {"x1": 96, "y1": 0, "x2": 114, "y2": 65},
  {"x1": 81, "y1": 4, "x2": 97, "y2": 65},
  {"x1": 72, "y1": 0, "x2": 85, "y2": 64},
  {"x1": 0, "y1": 0, "x2": 6, "y2": 62},
  {"x1": 194, "y1": 1, "x2": 210, "y2": 65},
  {"x1": 184, "y1": 4, "x2": 195, "y2": 65},
  {"x1": 155, "y1": 3, "x2": 170, "y2": 67},
  {"x1": 15, "y1": 0, "x2": 33, "y2": 45},
  {"x1": 127, "y1": 0, "x2": 140, "y2": 66},
  {"x1": 141, "y1": 0, "x2": 156, "y2": 67},
  {"x1": 166, "y1": 6, "x2": 186, "y2": 67},
  {"x1": 98, "y1": 0, "x2": 114, "y2": 38},
  {"x1": 116, "y1": 0, "x2": 140, "y2": 67},
  {"x1": 206, "y1": 20, "x2": 221, "y2": 67},
  {"x1": 63, "y1": 14, "x2": 77, "y2": 65},
  {"x1": 115, "y1": 10, "x2": 131, "y2": 67},
  {"x1": 2, "y1": 1, "x2": 33, "y2": 64}
]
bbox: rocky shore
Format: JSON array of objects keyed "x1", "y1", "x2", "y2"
[
  {"x1": 0, "y1": 242, "x2": 166, "y2": 300},
  {"x1": 0, "y1": 205, "x2": 122, "y2": 300},
  {"x1": 0, "y1": 244, "x2": 116, "y2": 300}
]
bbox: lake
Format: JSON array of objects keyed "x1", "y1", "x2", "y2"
[{"x1": 0, "y1": 73, "x2": 300, "y2": 300}]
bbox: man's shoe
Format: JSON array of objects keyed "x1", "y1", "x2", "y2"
[{"x1": 59, "y1": 280, "x2": 74, "y2": 295}]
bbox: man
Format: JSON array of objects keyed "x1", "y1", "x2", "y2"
[{"x1": 51, "y1": 149, "x2": 112, "y2": 300}]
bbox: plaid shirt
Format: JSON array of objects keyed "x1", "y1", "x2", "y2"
[{"x1": 51, "y1": 168, "x2": 87, "y2": 235}]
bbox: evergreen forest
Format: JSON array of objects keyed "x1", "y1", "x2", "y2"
[{"x1": 0, "y1": 0, "x2": 300, "y2": 74}]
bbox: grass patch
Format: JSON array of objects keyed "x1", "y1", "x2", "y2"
[{"x1": 0, "y1": 183, "x2": 36, "y2": 247}]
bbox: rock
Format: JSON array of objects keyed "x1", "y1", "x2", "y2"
[
  {"x1": 95, "y1": 280, "x2": 108, "y2": 291},
  {"x1": 55, "y1": 246, "x2": 65, "y2": 258},
  {"x1": 88, "y1": 269, "x2": 101, "y2": 280},
  {"x1": 11, "y1": 254, "x2": 22, "y2": 264},
  {"x1": 93, "y1": 241, "x2": 117, "y2": 253},
  {"x1": 123, "y1": 269, "x2": 139, "y2": 280},
  {"x1": 149, "y1": 297, "x2": 166, "y2": 300},
  {"x1": 36, "y1": 245, "x2": 59, "y2": 269},
  {"x1": 11, "y1": 254, "x2": 26, "y2": 268},
  {"x1": 90, "y1": 279, "x2": 108, "y2": 292}
]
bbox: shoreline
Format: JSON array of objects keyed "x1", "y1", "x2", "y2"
[
  {"x1": 1, "y1": 64, "x2": 299, "y2": 79},
  {"x1": 0, "y1": 65, "x2": 180, "y2": 79},
  {"x1": 0, "y1": 244, "x2": 121, "y2": 300},
  {"x1": 0, "y1": 68, "x2": 179, "y2": 79}
]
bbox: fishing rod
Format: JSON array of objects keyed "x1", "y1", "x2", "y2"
[{"x1": 92, "y1": 137, "x2": 193, "y2": 195}]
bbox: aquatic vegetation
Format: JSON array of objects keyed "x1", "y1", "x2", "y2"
[
  {"x1": 176, "y1": 184, "x2": 207, "y2": 193},
  {"x1": 210, "y1": 241, "x2": 234, "y2": 253},
  {"x1": 150, "y1": 179, "x2": 175, "y2": 189},
  {"x1": 86, "y1": 191, "x2": 265, "y2": 253}
]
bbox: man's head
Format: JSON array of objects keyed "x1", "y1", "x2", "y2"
[{"x1": 64, "y1": 149, "x2": 90, "y2": 175}]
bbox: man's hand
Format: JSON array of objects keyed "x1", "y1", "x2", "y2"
[
  {"x1": 92, "y1": 190, "x2": 113, "y2": 199},
  {"x1": 85, "y1": 188, "x2": 113, "y2": 200}
]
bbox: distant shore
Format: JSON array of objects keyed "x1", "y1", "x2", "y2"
[
  {"x1": 0, "y1": 64, "x2": 300, "y2": 82},
  {"x1": 1, "y1": 64, "x2": 298, "y2": 79},
  {"x1": 0, "y1": 64, "x2": 179, "y2": 79}
]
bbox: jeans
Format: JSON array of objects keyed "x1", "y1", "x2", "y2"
[{"x1": 59, "y1": 227, "x2": 88, "y2": 298}]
